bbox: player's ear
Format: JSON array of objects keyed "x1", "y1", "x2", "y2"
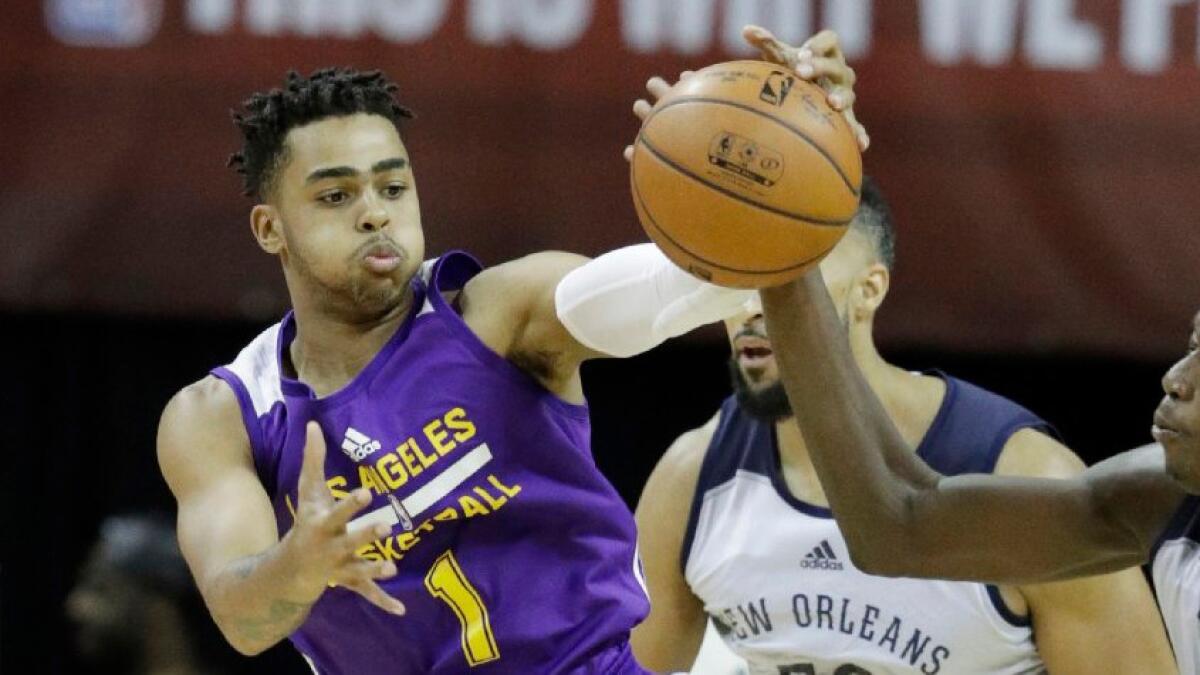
[
  {"x1": 853, "y1": 262, "x2": 889, "y2": 320},
  {"x1": 250, "y1": 204, "x2": 284, "y2": 255}
]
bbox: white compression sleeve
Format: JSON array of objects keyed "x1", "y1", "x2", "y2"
[{"x1": 554, "y1": 244, "x2": 756, "y2": 358}]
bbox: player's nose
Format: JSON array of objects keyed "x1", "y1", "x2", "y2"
[
  {"x1": 358, "y1": 195, "x2": 391, "y2": 233},
  {"x1": 1163, "y1": 359, "x2": 1195, "y2": 401}
]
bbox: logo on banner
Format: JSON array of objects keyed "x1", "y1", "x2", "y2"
[{"x1": 45, "y1": 0, "x2": 163, "y2": 47}]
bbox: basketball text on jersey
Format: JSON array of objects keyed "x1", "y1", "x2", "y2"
[
  {"x1": 284, "y1": 405, "x2": 525, "y2": 565},
  {"x1": 709, "y1": 593, "x2": 951, "y2": 674}
]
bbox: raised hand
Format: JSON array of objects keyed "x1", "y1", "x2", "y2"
[
  {"x1": 744, "y1": 25, "x2": 869, "y2": 151},
  {"x1": 288, "y1": 421, "x2": 406, "y2": 615},
  {"x1": 623, "y1": 70, "x2": 695, "y2": 162}
]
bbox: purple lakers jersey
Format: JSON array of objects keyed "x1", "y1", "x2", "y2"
[{"x1": 212, "y1": 252, "x2": 651, "y2": 674}]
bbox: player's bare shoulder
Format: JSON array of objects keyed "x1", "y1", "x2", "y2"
[
  {"x1": 157, "y1": 376, "x2": 255, "y2": 491},
  {"x1": 994, "y1": 428, "x2": 1087, "y2": 480},
  {"x1": 458, "y1": 251, "x2": 592, "y2": 386},
  {"x1": 642, "y1": 411, "x2": 721, "y2": 508}
]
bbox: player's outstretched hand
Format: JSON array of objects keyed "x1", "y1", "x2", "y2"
[
  {"x1": 288, "y1": 421, "x2": 406, "y2": 615},
  {"x1": 743, "y1": 25, "x2": 869, "y2": 151},
  {"x1": 623, "y1": 70, "x2": 695, "y2": 162}
]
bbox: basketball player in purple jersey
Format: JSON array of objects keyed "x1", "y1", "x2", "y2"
[{"x1": 156, "y1": 29, "x2": 857, "y2": 675}]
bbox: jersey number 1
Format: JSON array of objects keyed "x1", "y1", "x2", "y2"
[{"x1": 424, "y1": 550, "x2": 500, "y2": 666}]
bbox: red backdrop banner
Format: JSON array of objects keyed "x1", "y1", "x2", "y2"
[{"x1": 4, "y1": 0, "x2": 1200, "y2": 358}]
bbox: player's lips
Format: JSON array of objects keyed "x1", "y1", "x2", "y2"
[
  {"x1": 1153, "y1": 410, "x2": 1185, "y2": 442},
  {"x1": 734, "y1": 335, "x2": 774, "y2": 368},
  {"x1": 361, "y1": 243, "x2": 403, "y2": 274}
]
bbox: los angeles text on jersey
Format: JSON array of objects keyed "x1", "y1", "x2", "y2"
[
  {"x1": 287, "y1": 406, "x2": 524, "y2": 563},
  {"x1": 711, "y1": 594, "x2": 951, "y2": 674}
]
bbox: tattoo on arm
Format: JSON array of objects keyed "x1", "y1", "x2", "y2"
[
  {"x1": 221, "y1": 598, "x2": 313, "y2": 643},
  {"x1": 215, "y1": 552, "x2": 316, "y2": 647}
]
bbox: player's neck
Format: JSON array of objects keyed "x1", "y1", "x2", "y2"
[
  {"x1": 774, "y1": 331, "x2": 945, "y2": 505},
  {"x1": 288, "y1": 287, "x2": 414, "y2": 397}
]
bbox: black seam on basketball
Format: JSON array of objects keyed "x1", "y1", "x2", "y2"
[
  {"x1": 646, "y1": 96, "x2": 860, "y2": 199},
  {"x1": 632, "y1": 161, "x2": 838, "y2": 276},
  {"x1": 636, "y1": 134, "x2": 850, "y2": 228}
]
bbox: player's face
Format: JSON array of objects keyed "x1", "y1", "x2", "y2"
[
  {"x1": 1154, "y1": 312, "x2": 1200, "y2": 492},
  {"x1": 722, "y1": 232, "x2": 868, "y2": 419},
  {"x1": 269, "y1": 113, "x2": 424, "y2": 318}
]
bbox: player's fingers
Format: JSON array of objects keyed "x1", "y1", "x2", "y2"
[
  {"x1": 678, "y1": 69, "x2": 695, "y2": 82},
  {"x1": 796, "y1": 56, "x2": 855, "y2": 88},
  {"x1": 842, "y1": 107, "x2": 870, "y2": 151},
  {"x1": 743, "y1": 25, "x2": 794, "y2": 68},
  {"x1": 345, "y1": 577, "x2": 406, "y2": 616},
  {"x1": 623, "y1": 145, "x2": 634, "y2": 163},
  {"x1": 646, "y1": 76, "x2": 672, "y2": 101},
  {"x1": 800, "y1": 29, "x2": 841, "y2": 58},
  {"x1": 632, "y1": 99, "x2": 653, "y2": 121},
  {"x1": 346, "y1": 521, "x2": 392, "y2": 552},
  {"x1": 326, "y1": 488, "x2": 372, "y2": 528},
  {"x1": 297, "y1": 421, "x2": 330, "y2": 506},
  {"x1": 826, "y1": 85, "x2": 856, "y2": 112},
  {"x1": 336, "y1": 558, "x2": 397, "y2": 584}
]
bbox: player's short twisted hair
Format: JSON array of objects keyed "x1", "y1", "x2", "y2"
[
  {"x1": 228, "y1": 68, "x2": 414, "y2": 199},
  {"x1": 852, "y1": 175, "x2": 897, "y2": 270}
]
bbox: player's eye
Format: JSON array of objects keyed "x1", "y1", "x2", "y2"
[
  {"x1": 383, "y1": 183, "x2": 407, "y2": 199},
  {"x1": 318, "y1": 190, "x2": 349, "y2": 205}
]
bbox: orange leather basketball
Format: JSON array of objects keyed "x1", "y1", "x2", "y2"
[{"x1": 631, "y1": 60, "x2": 862, "y2": 288}]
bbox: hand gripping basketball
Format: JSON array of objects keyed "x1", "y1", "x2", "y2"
[
  {"x1": 744, "y1": 25, "x2": 869, "y2": 151},
  {"x1": 624, "y1": 27, "x2": 868, "y2": 163},
  {"x1": 288, "y1": 421, "x2": 406, "y2": 616}
]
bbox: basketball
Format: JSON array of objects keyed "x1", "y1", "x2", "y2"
[{"x1": 630, "y1": 60, "x2": 863, "y2": 288}]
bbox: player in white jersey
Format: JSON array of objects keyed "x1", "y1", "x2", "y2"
[
  {"x1": 630, "y1": 174, "x2": 1175, "y2": 673},
  {"x1": 743, "y1": 66, "x2": 1200, "y2": 666},
  {"x1": 760, "y1": 263, "x2": 1200, "y2": 673}
]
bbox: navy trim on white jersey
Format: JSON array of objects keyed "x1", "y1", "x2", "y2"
[{"x1": 681, "y1": 371, "x2": 1057, "y2": 630}]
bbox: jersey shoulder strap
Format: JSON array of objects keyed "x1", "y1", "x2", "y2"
[{"x1": 916, "y1": 373, "x2": 1059, "y2": 475}]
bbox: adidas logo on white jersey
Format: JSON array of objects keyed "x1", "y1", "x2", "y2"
[
  {"x1": 341, "y1": 427, "x2": 382, "y2": 461},
  {"x1": 799, "y1": 540, "x2": 845, "y2": 571}
]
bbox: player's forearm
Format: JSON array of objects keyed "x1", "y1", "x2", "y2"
[
  {"x1": 760, "y1": 274, "x2": 1149, "y2": 583},
  {"x1": 759, "y1": 272, "x2": 939, "y2": 568},
  {"x1": 202, "y1": 532, "x2": 323, "y2": 655}
]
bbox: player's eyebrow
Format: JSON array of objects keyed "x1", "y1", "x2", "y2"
[
  {"x1": 306, "y1": 166, "x2": 358, "y2": 184},
  {"x1": 372, "y1": 157, "x2": 408, "y2": 173},
  {"x1": 306, "y1": 158, "x2": 407, "y2": 184}
]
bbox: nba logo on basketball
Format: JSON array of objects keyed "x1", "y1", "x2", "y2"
[
  {"x1": 45, "y1": 0, "x2": 163, "y2": 47},
  {"x1": 759, "y1": 72, "x2": 795, "y2": 107}
]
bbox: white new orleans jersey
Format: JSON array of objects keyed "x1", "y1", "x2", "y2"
[
  {"x1": 1152, "y1": 494, "x2": 1200, "y2": 674},
  {"x1": 683, "y1": 376, "x2": 1049, "y2": 675}
]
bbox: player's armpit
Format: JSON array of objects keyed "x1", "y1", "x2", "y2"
[
  {"x1": 630, "y1": 416, "x2": 718, "y2": 672},
  {"x1": 458, "y1": 250, "x2": 594, "y2": 400}
]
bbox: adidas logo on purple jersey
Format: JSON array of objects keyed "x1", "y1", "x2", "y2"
[
  {"x1": 799, "y1": 540, "x2": 844, "y2": 571},
  {"x1": 341, "y1": 427, "x2": 382, "y2": 461}
]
